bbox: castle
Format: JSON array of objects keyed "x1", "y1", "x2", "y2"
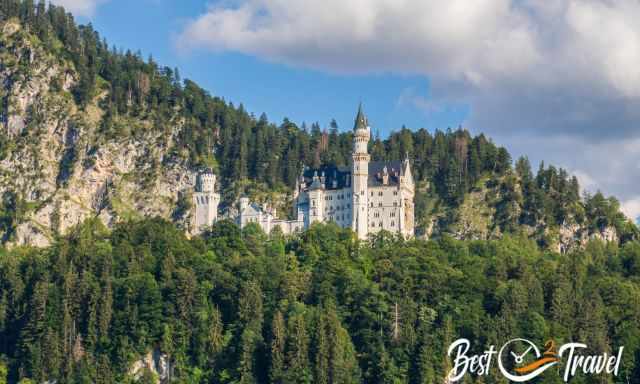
[
  {"x1": 192, "y1": 105, "x2": 415, "y2": 239},
  {"x1": 192, "y1": 170, "x2": 220, "y2": 231}
]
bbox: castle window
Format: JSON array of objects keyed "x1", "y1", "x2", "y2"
[
  {"x1": 378, "y1": 191, "x2": 383, "y2": 196},
  {"x1": 394, "y1": 191, "x2": 398, "y2": 196},
  {"x1": 379, "y1": 222, "x2": 383, "y2": 227},
  {"x1": 394, "y1": 202, "x2": 398, "y2": 207},
  {"x1": 379, "y1": 202, "x2": 382, "y2": 207},
  {"x1": 370, "y1": 191, "x2": 374, "y2": 197},
  {"x1": 391, "y1": 221, "x2": 395, "y2": 227}
]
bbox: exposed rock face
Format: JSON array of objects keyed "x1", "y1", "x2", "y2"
[
  {"x1": 130, "y1": 349, "x2": 172, "y2": 384},
  {"x1": 0, "y1": 19, "x2": 626, "y2": 251},
  {"x1": 0, "y1": 20, "x2": 197, "y2": 247},
  {"x1": 449, "y1": 188, "x2": 497, "y2": 241},
  {"x1": 554, "y1": 222, "x2": 618, "y2": 254},
  {"x1": 428, "y1": 177, "x2": 622, "y2": 252}
]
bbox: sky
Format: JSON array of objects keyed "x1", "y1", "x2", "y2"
[{"x1": 59, "y1": 0, "x2": 640, "y2": 220}]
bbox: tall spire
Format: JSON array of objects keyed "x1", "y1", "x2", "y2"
[{"x1": 354, "y1": 103, "x2": 368, "y2": 131}]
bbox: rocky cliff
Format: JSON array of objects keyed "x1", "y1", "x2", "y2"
[
  {"x1": 0, "y1": 19, "x2": 196, "y2": 247},
  {"x1": 0, "y1": 17, "x2": 629, "y2": 251},
  {"x1": 424, "y1": 175, "x2": 621, "y2": 253}
]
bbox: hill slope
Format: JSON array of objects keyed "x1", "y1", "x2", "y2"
[
  {"x1": 0, "y1": 1, "x2": 635, "y2": 251},
  {"x1": 1, "y1": 217, "x2": 640, "y2": 383}
]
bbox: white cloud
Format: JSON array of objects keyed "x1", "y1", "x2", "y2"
[
  {"x1": 51, "y1": 0, "x2": 107, "y2": 17},
  {"x1": 178, "y1": 0, "x2": 640, "y2": 202},
  {"x1": 179, "y1": 0, "x2": 540, "y2": 79},
  {"x1": 570, "y1": 169, "x2": 597, "y2": 193},
  {"x1": 178, "y1": 0, "x2": 640, "y2": 96},
  {"x1": 622, "y1": 197, "x2": 640, "y2": 222}
]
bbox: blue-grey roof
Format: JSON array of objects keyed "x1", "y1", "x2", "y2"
[
  {"x1": 368, "y1": 161, "x2": 402, "y2": 187},
  {"x1": 301, "y1": 161, "x2": 404, "y2": 190},
  {"x1": 354, "y1": 103, "x2": 368, "y2": 131}
]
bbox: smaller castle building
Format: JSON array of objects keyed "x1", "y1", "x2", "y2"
[{"x1": 236, "y1": 197, "x2": 304, "y2": 235}]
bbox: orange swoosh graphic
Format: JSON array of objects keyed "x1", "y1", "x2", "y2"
[{"x1": 514, "y1": 357, "x2": 559, "y2": 374}]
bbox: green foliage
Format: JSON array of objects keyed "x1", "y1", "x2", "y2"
[
  {"x1": 0, "y1": 218, "x2": 639, "y2": 383},
  {"x1": 0, "y1": 190, "x2": 28, "y2": 241},
  {"x1": 0, "y1": 361, "x2": 6, "y2": 384},
  {"x1": 0, "y1": 7, "x2": 637, "y2": 382},
  {"x1": 0, "y1": 0, "x2": 635, "y2": 247}
]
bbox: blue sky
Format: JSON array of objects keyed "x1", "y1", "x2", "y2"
[
  {"x1": 80, "y1": 0, "x2": 467, "y2": 135},
  {"x1": 65, "y1": 0, "x2": 640, "y2": 219}
]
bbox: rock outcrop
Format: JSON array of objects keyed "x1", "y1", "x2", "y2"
[
  {"x1": 0, "y1": 19, "x2": 197, "y2": 247},
  {"x1": 129, "y1": 349, "x2": 172, "y2": 384}
]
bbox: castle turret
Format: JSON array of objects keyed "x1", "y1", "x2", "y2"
[
  {"x1": 308, "y1": 171, "x2": 324, "y2": 225},
  {"x1": 351, "y1": 104, "x2": 370, "y2": 240},
  {"x1": 399, "y1": 152, "x2": 415, "y2": 238},
  {"x1": 193, "y1": 169, "x2": 221, "y2": 234},
  {"x1": 239, "y1": 197, "x2": 250, "y2": 212},
  {"x1": 197, "y1": 172, "x2": 217, "y2": 193}
]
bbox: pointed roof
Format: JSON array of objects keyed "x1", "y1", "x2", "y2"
[{"x1": 353, "y1": 103, "x2": 368, "y2": 131}]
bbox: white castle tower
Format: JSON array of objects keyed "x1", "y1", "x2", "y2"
[
  {"x1": 227, "y1": 104, "x2": 413, "y2": 240},
  {"x1": 193, "y1": 169, "x2": 220, "y2": 233},
  {"x1": 351, "y1": 104, "x2": 370, "y2": 240}
]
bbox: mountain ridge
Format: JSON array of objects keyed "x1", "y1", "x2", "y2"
[{"x1": 0, "y1": 2, "x2": 635, "y2": 251}]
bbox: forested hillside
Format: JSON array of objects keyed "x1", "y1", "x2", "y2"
[
  {"x1": 0, "y1": 0, "x2": 634, "y2": 250},
  {"x1": 0, "y1": 2, "x2": 639, "y2": 384},
  {"x1": 1, "y1": 219, "x2": 640, "y2": 383}
]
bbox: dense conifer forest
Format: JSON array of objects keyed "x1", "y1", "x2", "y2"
[
  {"x1": 0, "y1": 1, "x2": 640, "y2": 383},
  {"x1": 1, "y1": 219, "x2": 640, "y2": 383}
]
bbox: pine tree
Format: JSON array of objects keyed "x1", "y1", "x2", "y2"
[
  {"x1": 207, "y1": 306, "x2": 224, "y2": 370},
  {"x1": 327, "y1": 309, "x2": 360, "y2": 383},
  {"x1": 238, "y1": 327, "x2": 259, "y2": 384},
  {"x1": 284, "y1": 309, "x2": 311, "y2": 384},
  {"x1": 313, "y1": 311, "x2": 329, "y2": 384},
  {"x1": 270, "y1": 311, "x2": 286, "y2": 384}
]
